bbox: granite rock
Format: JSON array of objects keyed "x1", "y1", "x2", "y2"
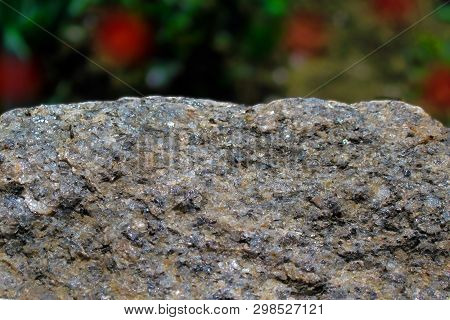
[{"x1": 0, "y1": 97, "x2": 448, "y2": 299}]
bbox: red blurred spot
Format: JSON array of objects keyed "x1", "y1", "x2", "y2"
[
  {"x1": 94, "y1": 10, "x2": 153, "y2": 67},
  {"x1": 372, "y1": 0, "x2": 417, "y2": 24},
  {"x1": 284, "y1": 12, "x2": 328, "y2": 56},
  {"x1": 423, "y1": 66, "x2": 450, "y2": 111},
  {"x1": 0, "y1": 53, "x2": 41, "y2": 105}
]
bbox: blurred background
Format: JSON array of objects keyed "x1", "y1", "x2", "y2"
[{"x1": 0, "y1": 0, "x2": 449, "y2": 125}]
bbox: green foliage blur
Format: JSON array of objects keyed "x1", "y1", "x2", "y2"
[{"x1": 0, "y1": 0, "x2": 449, "y2": 124}]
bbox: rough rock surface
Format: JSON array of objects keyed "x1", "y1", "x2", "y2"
[{"x1": 0, "y1": 97, "x2": 448, "y2": 300}]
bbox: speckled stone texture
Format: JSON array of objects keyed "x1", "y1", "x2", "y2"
[{"x1": 0, "y1": 97, "x2": 448, "y2": 300}]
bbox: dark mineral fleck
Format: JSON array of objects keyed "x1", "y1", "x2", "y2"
[{"x1": 0, "y1": 97, "x2": 448, "y2": 299}]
